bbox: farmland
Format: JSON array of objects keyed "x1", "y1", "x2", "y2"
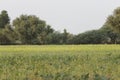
[{"x1": 0, "y1": 45, "x2": 120, "y2": 80}]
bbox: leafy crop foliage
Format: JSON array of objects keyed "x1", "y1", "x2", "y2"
[{"x1": 0, "y1": 45, "x2": 120, "y2": 80}]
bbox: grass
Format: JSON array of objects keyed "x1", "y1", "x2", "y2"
[{"x1": 0, "y1": 45, "x2": 120, "y2": 80}]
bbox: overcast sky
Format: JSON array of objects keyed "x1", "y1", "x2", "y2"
[{"x1": 0, "y1": 0, "x2": 120, "y2": 34}]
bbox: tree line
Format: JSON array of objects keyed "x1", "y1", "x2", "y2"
[{"x1": 0, "y1": 7, "x2": 120, "y2": 45}]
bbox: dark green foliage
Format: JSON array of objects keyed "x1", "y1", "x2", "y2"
[
  {"x1": 3, "y1": 24, "x2": 17, "y2": 44},
  {"x1": 0, "y1": 10, "x2": 10, "y2": 28},
  {"x1": 1, "y1": 8, "x2": 120, "y2": 45},
  {"x1": 106, "y1": 7, "x2": 120, "y2": 33},
  {"x1": 13, "y1": 15, "x2": 54, "y2": 44},
  {"x1": 70, "y1": 24, "x2": 120, "y2": 44},
  {"x1": 0, "y1": 31, "x2": 11, "y2": 45},
  {"x1": 13, "y1": 15, "x2": 44, "y2": 44},
  {"x1": 73, "y1": 30, "x2": 106, "y2": 44},
  {"x1": 100, "y1": 25, "x2": 120, "y2": 44},
  {"x1": 62, "y1": 29, "x2": 69, "y2": 44},
  {"x1": 45, "y1": 25, "x2": 54, "y2": 35},
  {"x1": 46, "y1": 31, "x2": 63, "y2": 44}
]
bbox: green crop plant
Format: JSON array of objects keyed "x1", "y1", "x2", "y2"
[{"x1": 0, "y1": 45, "x2": 119, "y2": 80}]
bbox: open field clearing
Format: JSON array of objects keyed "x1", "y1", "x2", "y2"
[{"x1": 0, "y1": 45, "x2": 120, "y2": 80}]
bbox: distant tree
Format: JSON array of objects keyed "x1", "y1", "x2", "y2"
[
  {"x1": 66, "y1": 34, "x2": 75, "y2": 44},
  {"x1": 62, "y1": 29, "x2": 69, "y2": 44},
  {"x1": 46, "y1": 29, "x2": 73, "y2": 44},
  {"x1": 73, "y1": 30, "x2": 106, "y2": 44},
  {"x1": 13, "y1": 15, "x2": 53, "y2": 44},
  {"x1": 0, "y1": 10, "x2": 10, "y2": 28},
  {"x1": 42, "y1": 25, "x2": 54, "y2": 44},
  {"x1": 100, "y1": 24, "x2": 120, "y2": 44},
  {"x1": 106, "y1": 7, "x2": 120, "y2": 33},
  {"x1": 0, "y1": 30, "x2": 11, "y2": 45},
  {"x1": 45, "y1": 25, "x2": 54, "y2": 34},
  {"x1": 3, "y1": 24, "x2": 17, "y2": 44},
  {"x1": 46, "y1": 31, "x2": 63, "y2": 44}
]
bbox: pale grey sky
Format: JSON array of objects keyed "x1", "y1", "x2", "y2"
[{"x1": 0, "y1": 0, "x2": 120, "y2": 34}]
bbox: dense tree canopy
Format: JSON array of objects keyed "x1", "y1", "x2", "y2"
[
  {"x1": 100, "y1": 25, "x2": 120, "y2": 44},
  {"x1": 0, "y1": 10, "x2": 10, "y2": 28},
  {"x1": 106, "y1": 7, "x2": 120, "y2": 33},
  {"x1": 0, "y1": 31, "x2": 11, "y2": 45},
  {"x1": 13, "y1": 15, "x2": 54, "y2": 44},
  {"x1": 0, "y1": 8, "x2": 120, "y2": 45}
]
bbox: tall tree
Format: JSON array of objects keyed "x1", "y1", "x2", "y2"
[
  {"x1": 62, "y1": 29, "x2": 69, "y2": 44},
  {"x1": 13, "y1": 15, "x2": 54, "y2": 44},
  {"x1": 106, "y1": 7, "x2": 120, "y2": 33},
  {"x1": 0, "y1": 10, "x2": 10, "y2": 28}
]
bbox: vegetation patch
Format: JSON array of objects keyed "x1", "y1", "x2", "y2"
[{"x1": 0, "y1": 45, "x2": 120, "y2": 80}]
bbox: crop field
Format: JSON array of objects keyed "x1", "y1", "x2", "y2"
[{"x1": 0, "y1": 45, "x2": 120, "y2": 80}]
